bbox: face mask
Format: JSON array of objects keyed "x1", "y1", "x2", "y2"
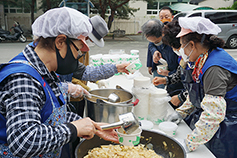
[
  {"x1": 173, "y1": 50, "x2": 181, "y2": 56},
  {"x1": 161, "y1": 18, "x2": 172, "y2": 24},
  {"x1": 179, "y1": 48, "x2": 188, "y2": 62},
  {"x1": 179, "y1": 42, "x2": 194, "y2": 62},
  {"x1": 154, "y1": 41, "x2": 163, "y2": 46},
  {"x1": 55, "y1": 38, "x2": 78, "y2": 75}
]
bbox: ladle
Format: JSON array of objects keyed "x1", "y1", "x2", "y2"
[
  {"x1": 100, "y1": 112, "x2": 140, "y2": 134},
  {"x1": 90, "y1": 92, "x2": 120, "y2": 103}
]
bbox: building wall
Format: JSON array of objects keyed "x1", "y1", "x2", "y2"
[
  {"x1": 4, "y1": 0, "x2": 43, "y2": 31},
  {"x1": 199, "y1": 0, "x2": 234, "y2": 9}
]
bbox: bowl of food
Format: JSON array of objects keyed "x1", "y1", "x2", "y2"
[{"x1": 76, "y1": 129, "x2": 186, "y2": 158}]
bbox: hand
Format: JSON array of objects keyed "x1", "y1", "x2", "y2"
[
  {"x1": 166, "y1": 111, "x2": 183, "y2": 124},
  {"x1": 116, "y1": 63, "x2": 130, "y2": 74},
  {"x1": 175, "y1": 138, "x2": 190, "y2": 153},
  {"x1": 68, "y1": 83, "x2": 90, "y2": 98},
  {"x1": 71, "y1": 117, "x2": 101, "y2": 139},
  {"x1": 170, "y1": 95, "x2": 181, "y2": 107},
  {"x1": 96, "y1": 80, "x2": 109, "y2": 88},
  {"x1": 153, "y1": 51, "x2": 162, "y2": 64},
  {"x1": 157, "y1": 69, "x2": 169, "y2": 76},
  {"x1": 152, "y1": 77, "x2": 166, "y2": 86},
  {"x1": 95, "y1": 123, "x2": 119, "y2": 143},
  {"x1": 148, "y1": 67, "x2": 152, "y2": 75}
]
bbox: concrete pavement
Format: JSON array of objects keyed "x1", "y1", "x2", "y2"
[{"x1": 0, "y1": 35, "x2": 237, "y2": 80}]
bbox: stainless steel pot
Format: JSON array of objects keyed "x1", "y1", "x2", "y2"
[{"x1": 84, "y1": 88, "x2": 139, "y2": 123}]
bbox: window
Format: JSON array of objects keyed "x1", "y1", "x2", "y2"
[
  {"x1": 147, "y1": 2, "x2": 158, "y2": 10},
  {"x1": 226, "y1": 12, "x2": 237, "y2": 23},
  {"x1": 205, "y1": 12, "x2": 226, "y2": 24},
  {"x1": 159, "y1": 2, "x2": 170, "y2": 10},
  {"x1": 4, "y1": 0, "x2": 36, "y2": 14},
  {"x1": 173, "y1": 12, "x2": 187, "y2": 20},
  {"x1": 188, "y1": 12, "x2": 201, "y2": 17}
]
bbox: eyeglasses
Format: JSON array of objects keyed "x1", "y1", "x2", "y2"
[
  {"x1": 70, "y1": 39, "x2": 79, "y2": 51},
  {"x1": 69, "y1": 39, "x2": 85, "y2": 59}
]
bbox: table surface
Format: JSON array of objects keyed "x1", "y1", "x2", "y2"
[{"x1": 87, "y1": 74, "x2": 216, "y2": 158}]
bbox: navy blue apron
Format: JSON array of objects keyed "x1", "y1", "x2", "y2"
[
  {"x1": 0, "y1": 53, "x2": 67, "y2": 158},
  {"x1": 182, "y1": 48, "x2": 237, "y2": 158}
]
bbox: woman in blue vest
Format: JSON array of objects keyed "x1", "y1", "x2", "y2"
[
  {"x1": 167, "y1": 17, "x2": 237, "y2": 158},
  {"x1": 0, "y1": 7, "x2": 125, "y2": 158}
]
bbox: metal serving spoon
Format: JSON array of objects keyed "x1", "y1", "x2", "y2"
[{"x1": 90, "y1": 92, "x2": 120, "y2": 103}]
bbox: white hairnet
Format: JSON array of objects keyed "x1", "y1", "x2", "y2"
[
  {"x1": 32, "y1": 7, "x2": 92, "y2": 39},
  {"x1": 178, "y1": 17, "x2": 221, "y2": 35}
]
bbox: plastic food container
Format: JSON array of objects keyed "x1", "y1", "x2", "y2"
[
  {"x1": 140, "y1": 120, "x2": 154, "y2": 130},
  {"x1": 126, "y1": 59, "x2": 142, "y2": 74},
  {"x1": 117, "y1": 127, "x2": 142, "y2": 146},
  {"x1": 158, "y1": 121, "x2": 178, "y2": 137}
]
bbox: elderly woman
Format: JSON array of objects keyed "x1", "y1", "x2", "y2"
[
  {"x1": 0, "y1": 7, "x2": 127, "y2": 158},
  {"x1": 153, "y1": 20, "x2": 190, "y2": 109},
  {"x1": 168, "y1": 17, "x2": 237, "y2": 158}
]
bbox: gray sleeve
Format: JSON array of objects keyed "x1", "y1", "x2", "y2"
[
  {"x1": 72, "y1": 62, "x2": 86, "y2": 80},
  {"x1": 203, "y1": 66, "x2": 231, "y2": 97}
]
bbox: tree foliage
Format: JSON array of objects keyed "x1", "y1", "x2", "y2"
[
  {"x1": 39, "y1": 0, "x2": 141, "y2": 30},
  {"x1": 91, "y1": 0, "x2": 140, "y2": 30}
]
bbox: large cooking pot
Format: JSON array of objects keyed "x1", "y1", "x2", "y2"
[
  {"x1": 85, "y1": 88, "x2": 139, "y2": 123},
  {"x1": 75, "y1": 129, "x2": 186, "y2": 158}
]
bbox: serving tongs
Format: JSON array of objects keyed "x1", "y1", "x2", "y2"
[{"x1": 100, "y1": 112, "x2": 140, "y2": 134}]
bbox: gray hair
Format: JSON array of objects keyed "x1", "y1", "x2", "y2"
[{"x1": 141, "y1": 19, "x2": 164, "y2": 38}]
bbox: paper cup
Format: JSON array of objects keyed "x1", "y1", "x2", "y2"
[
  {"x1": 109, "y1": 49, "x2": 125, "y2": 55},
  {"x1": 130, "y1": 50, "x2": 139, "y2": 56},
  {"x1": 126, "y1": 59, "x2": 142, "y2": 74},
  {"x1": 158, "y1": 121, "x2": 178, "y2": 137},
  {"x1": 101, "y1": 55, "x2": 111, "y2": 64},
  {"x1": 117, "y1": 127, "x2": 142, "y2": 146},
  {"x1": 157, "y1": 64, "x2": 168, "y2": 72},
  {"x1": 90, "y1": 54, "x2": 102, "y2": 66}
]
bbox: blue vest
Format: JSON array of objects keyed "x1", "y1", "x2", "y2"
[
  {"x1": 188, "y1": 48, "x2": 237, "y2": 158},
  {"x1": 0, "y1": 52, "x2": 65, "y2": 144}
]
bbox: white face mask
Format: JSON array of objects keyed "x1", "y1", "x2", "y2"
[
  {"x1": 180, "y1": 42, "x2": 193, "y2": 62},
  {"x1": 173, "y1": 50, "x2": 181, "y2": 56},
  {"x1": 154, "y1": 41, "x2": 163, "y2": 46}
]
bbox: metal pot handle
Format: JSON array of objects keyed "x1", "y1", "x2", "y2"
[
  {"x1": 116, "y1": 85, "x2": 139, "y2": 106},
  {"x1": 96, "y1": 98, "x2": 139, "y2": 107}
]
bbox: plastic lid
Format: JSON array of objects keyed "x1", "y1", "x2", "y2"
[
  {"x1": 140, "y1": 120, "x2": 154, "y2": 130},
  {"x1": 158, "y1": 121, "x2": 178, "y2": 131}
]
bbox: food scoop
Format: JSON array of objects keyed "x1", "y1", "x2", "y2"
[
  {"x1": 90, "y1": 92, "x2": 120, "y2": 103},
  {"x1": 100, "y1": 112, "x2": 140, "y2": 134}
]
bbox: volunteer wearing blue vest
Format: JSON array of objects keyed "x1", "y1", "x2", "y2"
[
  {"x1": 167, "y1": 17, "x2": 237, "y2": 158},
  {"x1": 0, "y1": 7, "x2": 126, "y2": 158}
]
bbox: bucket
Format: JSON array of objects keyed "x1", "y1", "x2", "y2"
[{"x1": 85, "y1": 88, "x2": 138, "y2": 123}]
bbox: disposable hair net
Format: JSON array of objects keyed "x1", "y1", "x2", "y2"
[
  {"x1": 32, "y1": 7, "x2": 92, "y2": 39},
  {"x1": 178, "y1": 17, "x2": 221, "y2": 35}
]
